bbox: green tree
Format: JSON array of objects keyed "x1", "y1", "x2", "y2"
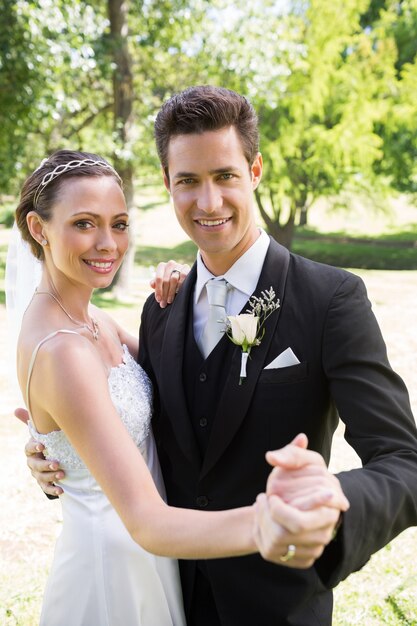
[
  {"x1": 198, "y1": 0, "x2": 408, "y2": 248},
  {"x1": 0, "y1": 0, "x2": 114, "y2": 194},
  {"x1": 1, "y1": 0, "x2": 211, "y2": 286},
  {"x1": 1, "y1": 0, "x2": 211, "y2": 185},
  {"x1": 0, "y1": 0, "x2": 45, "y2": 192},
  {"x1": 370, "y1": 1, "x2": 417, "y2": 195},
  {"x1": 3, "y1": 0, "x2": 416, "y2": 255}
]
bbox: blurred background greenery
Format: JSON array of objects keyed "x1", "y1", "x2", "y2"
[{"x1": 1, "y1": 0, "x2": 416, "y2": 291}]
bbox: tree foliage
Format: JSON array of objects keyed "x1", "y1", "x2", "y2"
[
  {"x1": 0, "y1": 0, "x2": 209, "y2": 187},
  {"x1": 196, "y1": 0, "x2": 415, "y2": 247},
  {"x1": 371, "y1": 0, "x2": 417, "y2": 195},
  {"x1": 1, "y1": 0, "x2": 45, "y2": 189},
  {"x1": 1, "y1": 0, "x2": 416, "y2": 252},
  {"x1": 0, "y1": 0, "x2": 113, "y2": 193}
]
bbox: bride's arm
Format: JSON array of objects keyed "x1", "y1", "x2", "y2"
[{"x1": 31, "y1": 335, "x2": 255, "y2": 559}]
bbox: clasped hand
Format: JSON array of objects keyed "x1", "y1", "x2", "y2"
[
  {"x1": 254, "y1": 434, "x2": 350, "y2": 569},
  {"x1": 20, "y1": 424, "x2": 350, "y2": 567}
]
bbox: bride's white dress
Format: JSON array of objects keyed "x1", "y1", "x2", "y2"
[{"x1": 26, "y1": 331, "x2": 186, "y2": 626}]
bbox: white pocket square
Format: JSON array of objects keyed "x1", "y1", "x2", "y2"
[{"x1": 264, "y1": 348, "x2": 300, "y2": 369}]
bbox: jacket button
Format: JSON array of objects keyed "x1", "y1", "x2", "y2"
[
  {"x1": 199, "y1": 372, "x2": 207, "y2": 382},
  {"x1": 199, "y1": 417, "x2": 208, "y2": 427},
  {"x1": 196, "y1": 495, "x2": 209, "y2": 508}
]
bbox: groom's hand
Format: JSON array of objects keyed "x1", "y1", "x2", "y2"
[
  {"x1": 15, "y1": 407, "x2": 65, "y2": 497},
  {"x1": 25, "y1": 439, "x2": 64, "y2": 497},
  {"x1": 265, "y1": 434, "x2": 349, "y2": 512},
  {"x1": 253, "y1": 434, "x2": 349, "y2": 568}
]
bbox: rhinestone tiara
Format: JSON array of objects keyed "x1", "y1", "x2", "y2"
[{"x1": 33, "y1": 158, "x2": 122, "y2": 208}]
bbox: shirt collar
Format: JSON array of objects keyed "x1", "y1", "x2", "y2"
[{"x1": 195, "y1": 230, "x2": 270, "y2": 303}]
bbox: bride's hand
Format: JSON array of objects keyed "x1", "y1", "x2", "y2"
[{"x1": 150, "y1": 260, "x2": 190, "y2": 308}]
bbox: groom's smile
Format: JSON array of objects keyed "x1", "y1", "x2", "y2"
[{"x1": 196, "y1": 217, "x2": 231, "y2": 228}]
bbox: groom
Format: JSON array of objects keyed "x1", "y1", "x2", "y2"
[
  {"x1": 139, "y1": 86, "x2": 417, "y2": 625},
  {"x1": 25, "y1": 86, "x2": 417, "y2": 625}
]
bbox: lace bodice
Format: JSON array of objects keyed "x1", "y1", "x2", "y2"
[{"x1": 28, "y1": 344, "x2": 153, "y2": 469}]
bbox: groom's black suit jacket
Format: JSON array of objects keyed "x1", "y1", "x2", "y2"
[{"x1": 138, "y1": 237, "x2": 417, "y2": 626}]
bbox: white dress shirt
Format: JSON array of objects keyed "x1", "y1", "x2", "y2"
[{"x1": 193, "y1": 230, "x2": 270, "y2": 343}]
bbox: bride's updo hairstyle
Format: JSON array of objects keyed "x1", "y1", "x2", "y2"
[{"x1": 16, "y1": 149, "x2": 122, "y2": 260}]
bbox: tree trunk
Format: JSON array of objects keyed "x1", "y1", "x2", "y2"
[
  {"x1": 268, "y1": 214, "x2": 297, "y2": 249},
  {"x1": 298, "y1": 193, "x2": 313, "y2": 227},
  {"x1": 298, "y1": 205, "x2": 308, "y2": 226},
  {"x1": 255, "y1": 189, "x2": 297, "y2": 250},
  {"x1": 108, "y1": 0, "x2": 135, "y2": 298}
]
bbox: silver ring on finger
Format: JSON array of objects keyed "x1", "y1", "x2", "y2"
[
  {"x1": 170, "y1": 269, "x2": 181, "y2": 278},
  {"x1": 280, "y1": 544, "x2": 296, "y2": 562}
]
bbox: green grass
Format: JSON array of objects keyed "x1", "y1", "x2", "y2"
[
  {"x1": 296, "y1": 225, "x2": 417, "y2": 244},
  {"x1": 132, "y1": 227, "x2": 417, "y2": 271},
  {"x1": 386, "y1": 576, "x2": 417, "y2": 625},
  {"x1": 0, "y1": 201, "x2": 16, "y2": 228},
  {"x1": 293, "y1": 239, "x2": 417, "y2": 269},
  {"x1": 134, "y1": 239, "x2": 198, "y2": 267},
  {"x1": 91, "y1": 291, "x2": 134, "y2": 308},
  {"x1": 292, "y1": 226, "x2": 417, "y2": 270}
]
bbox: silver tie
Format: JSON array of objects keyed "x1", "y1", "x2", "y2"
[{"x1": 198, "y1": 279, "x2": 228, "y2": 359}]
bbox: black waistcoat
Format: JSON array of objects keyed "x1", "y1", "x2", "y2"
[
  {"x1": 181, "y1": 298, "x2": 237, "y2": 623},
  {"x1": 182, "y1": 297, "x2": 236, "y2": 462}
]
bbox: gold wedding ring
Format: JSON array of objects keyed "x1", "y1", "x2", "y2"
[{"x1": 280, "y1": 544, "x2": 296, "y2": 562}]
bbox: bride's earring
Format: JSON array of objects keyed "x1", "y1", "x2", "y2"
[{"x1": 41, "y1": 238, "x2": 48, "y2": 246}]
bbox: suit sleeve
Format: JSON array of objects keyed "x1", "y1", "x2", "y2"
[
  {"x1": 138, "y1": 297, "x2": 153, "y2": 376},
  {"x1": 138, "y1": 296, "x2": 163, "y2": 424},
  {"x1": 315, "y1": 273, "x2": 417, "y2": 587}
]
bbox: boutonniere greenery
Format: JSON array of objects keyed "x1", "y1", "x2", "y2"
[{"x1": 226, "y1": 287, "x2": 280, "y2": 385}]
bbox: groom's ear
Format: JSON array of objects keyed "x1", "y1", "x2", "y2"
[
  {"x1": 251, "y1": 153, "x2": 263, "y2": 190},
  {"x1": 162, "y1": 167, "x2": 171, "y2": 194},
  {"x1": 26, "y1": 211, "x2": 45, "y2": 246}
]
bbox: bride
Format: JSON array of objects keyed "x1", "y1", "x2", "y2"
[{"x1": 12, "y1": 150, "x2": 256, "y2": 626}]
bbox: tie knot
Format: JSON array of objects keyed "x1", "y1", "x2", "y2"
[{"x1": 206, "y1": 279, "x2": 228, "y2": 308}]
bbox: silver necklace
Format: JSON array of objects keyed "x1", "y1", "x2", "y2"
[{"x1": 35, "y1": 289, "x2": 100, "y2": 341}]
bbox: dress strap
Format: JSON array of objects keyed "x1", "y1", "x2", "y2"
[{"x1": 26, "y1": 330, "x2": 81, "y2": 428}]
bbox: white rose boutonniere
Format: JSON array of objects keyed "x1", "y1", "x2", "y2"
[{"x1": 226, "y1": 287, "x2": 280, "y2": 385}]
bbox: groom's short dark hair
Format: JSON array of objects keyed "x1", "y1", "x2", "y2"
[{"x1": 154, "y1": 86, "x2": 259, "y2": 178}]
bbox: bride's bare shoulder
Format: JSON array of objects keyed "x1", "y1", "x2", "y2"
[{"x1": 17, "y1": 322, "x2": 97, "y2": 386}]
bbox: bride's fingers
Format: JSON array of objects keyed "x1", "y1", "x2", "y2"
[
  {"x1": 254, "y1": 494, "x2": 326, "y2": 568},
  {"x1": 151, "y1": 261, "x2": 190, "y2": 307},
  {"x1": 176, "y1": 264, "x2": 190, "y2": 290},
  {"x1": 164, "y1": 262, "x2": 188, "y2": 305}
]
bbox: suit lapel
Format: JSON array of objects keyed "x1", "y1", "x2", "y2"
[
  {"x1": 201, "y1": 239, "x2": 291, "y2": 478},
  {"x1": 159, "y1": 264, "x2": 201, "y2": 470}
]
